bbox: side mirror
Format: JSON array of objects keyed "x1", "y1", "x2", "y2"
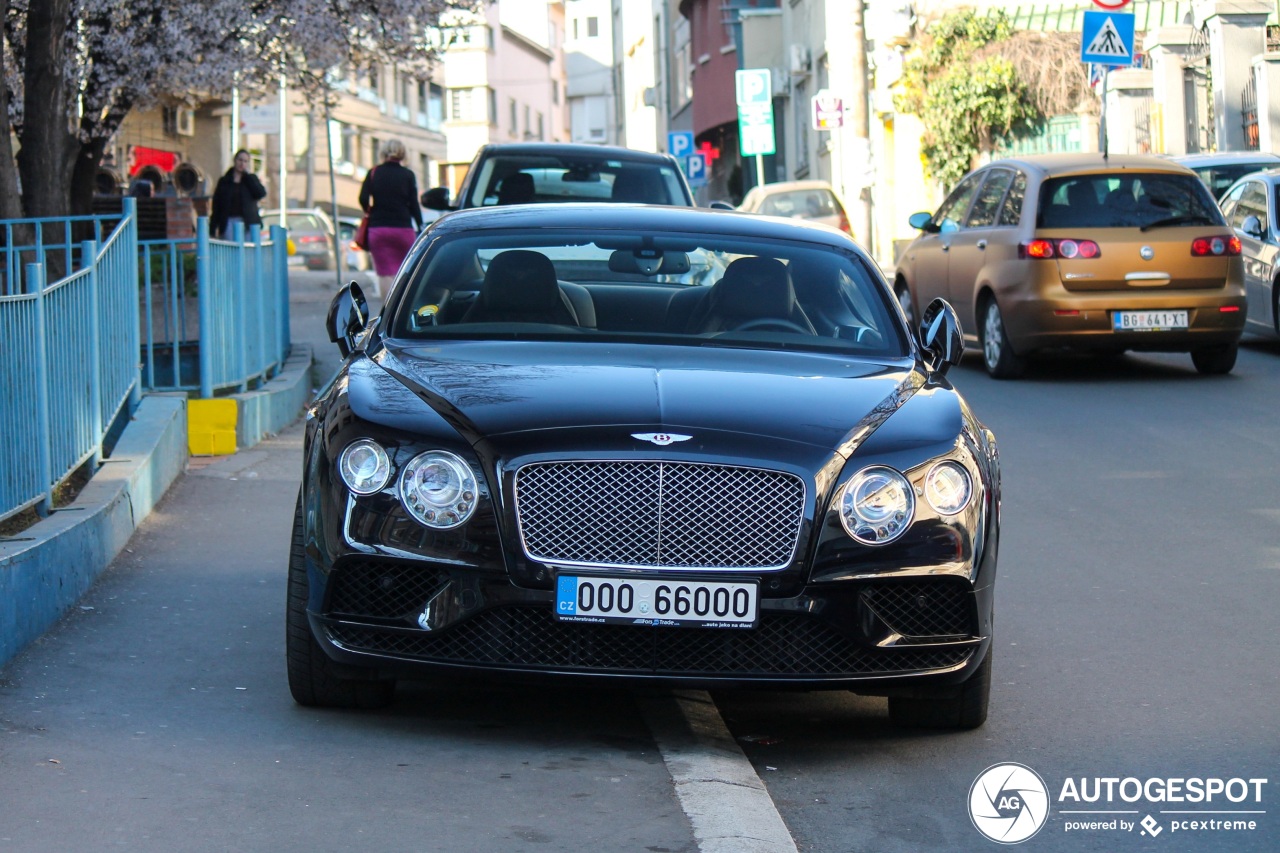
[
  {"x1": 421, "y1": 186, "x2": 452, "y2": 211},
  {"x1": 708, "y1": 200, "x2": 736, "y2": 210},
  {"x1": 1241, "y1": 214, "x2": 1265, "y2": 241},
  {"x1": 919, "y1": 298, "x2": 964, "y2": 377},
  {"x1": 327, "y1": 281, "x2": 370, "y2": 358},
  {"x1": 908, "y1": 211, "x2": 935, "y2": 231}
]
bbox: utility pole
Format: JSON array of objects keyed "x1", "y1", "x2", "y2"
[{"x1": 850, "y1": 1, "x2": 873, "y2": 252}]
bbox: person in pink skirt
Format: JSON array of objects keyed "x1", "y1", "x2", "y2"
[{"x1": 358, "y1": 139, "x2": 422, "y2": 297}]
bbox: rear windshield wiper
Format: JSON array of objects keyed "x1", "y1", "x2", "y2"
[{"x1": 1140, "y1": 215, "x2": 1215, "y2": 232}]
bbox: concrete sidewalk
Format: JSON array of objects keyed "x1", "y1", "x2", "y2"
[{"x1": 0, "y1": 341, "x2": 313, "y2": 671}]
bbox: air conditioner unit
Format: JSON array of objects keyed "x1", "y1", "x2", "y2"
[
  {"x1": 789, "y1": 45, "x2": 811, "y2": 77},
  {"x1": 175, "y1": 107, "x2": 195, "y2": 136}
]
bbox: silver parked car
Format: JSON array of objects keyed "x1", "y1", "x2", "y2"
[
  {"x1": 1219, "y1": 168, "x2": 1280, "y2": 339},
  {"x1": 1170, "y1": 152, "x2": 1280, "y2": 201}
]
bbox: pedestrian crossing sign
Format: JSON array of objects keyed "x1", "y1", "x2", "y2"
[{"x1": 1081, "y1": 10, "x2": 1134, "y2": 66}]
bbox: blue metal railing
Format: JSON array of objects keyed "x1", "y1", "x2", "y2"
[
  {"x1": 1, "y1": 202, "x2": 291, "y2": 524},
  {"x1": 140, "y1": 220, "x2": 288, "y2": 395},
  {"x1": 0, "y1": 201, "x2": 140, "y2": 522}
]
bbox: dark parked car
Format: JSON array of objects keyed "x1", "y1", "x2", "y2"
[
  {"x1": 422, "y1": 142, "x2": 695, "y2": 212},
  {"x1": 1219, "y1": 168, "x2": 1280, "y2": 339},
  {"x1": 291, "y1": 204, "x2": 1000, "y2": 729}
]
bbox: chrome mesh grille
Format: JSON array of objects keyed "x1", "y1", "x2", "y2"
[{"x1": 515, "y1": 461, "x2": 805, "y2": 570}]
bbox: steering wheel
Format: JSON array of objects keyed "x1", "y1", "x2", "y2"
[{"x1": 731, "y1": 317, "x2": 812, "y2": 335}]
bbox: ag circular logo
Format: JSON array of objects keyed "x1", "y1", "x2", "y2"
[{"x1": 969, "y1": 763, "x2": 1050, "y2": 844}]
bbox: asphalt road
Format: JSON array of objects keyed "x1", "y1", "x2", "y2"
[{"x1": 2, "y1": 269, "x2": 1277, "y2": 851}]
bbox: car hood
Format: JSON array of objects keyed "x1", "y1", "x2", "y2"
[{"x1": 357, "y1": 340, "x2": 935, "y2": 465}]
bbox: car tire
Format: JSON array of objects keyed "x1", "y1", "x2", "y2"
[
  {"x1": 888, "y1": 645, "x2": 991, "y2": 730},
  {"x1": 286, "y1": 493, "x2": 396, "y2": 709},
  {"x1": 1190, "y1": 343, "x2": 1237, "y2": 375},
  {"x1": 980, "y1": 298, "x2": 1026, "y2": 379},
  {"x1": 895, "y1": 281, "x2": 916, "y2": 332}
]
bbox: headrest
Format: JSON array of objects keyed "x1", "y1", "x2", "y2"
[
  {"x1": 712, "y1": 257, "x2": 796, "y2": 318},
  {"x1": 611, "y1": 169, "x2": 661, "y2": 204},
  {"x1": 497, "y1": 173, "x2": 535, "y2": 205},
  {"x1": 785, "y1": 255, "x2": 841, "y2": 302},
  {"x1": 480, "y1": 250, "x2": 560, "y2": 310}
]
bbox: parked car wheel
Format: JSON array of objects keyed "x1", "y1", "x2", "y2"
[
  {"x1": 286, "y1": 494, "x2": 396, "y2": 709},
  {"x1": 980, "y1": 298, "x2": 1026, "y2": 379},
  {"x1": 1190, "y1": 343, "x2": 1237, "y2": 375},
  {"x1": 895, "y1": 280, "x2": 916, "y2": 332},
  {"x1": 888, "y1": 646, "x2": 991, "y2": 729}
]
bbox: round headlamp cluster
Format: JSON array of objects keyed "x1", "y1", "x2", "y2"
[
  {"x1": 338, "y1": 439, "x2": 392, "y2": 495},
  {"x1": 838, "y1": 466, "x2": 914, "y2": 545},
  {"x1": 398, "y1": 450, "x2": 478, "y2": 529},
  {"x1": 924, "y1": 461, "x2": 973, "y2": 515}
]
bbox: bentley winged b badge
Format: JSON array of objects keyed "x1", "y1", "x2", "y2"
[{"x1": 632, "y1": 433, "x2": 692, "y2": 446}]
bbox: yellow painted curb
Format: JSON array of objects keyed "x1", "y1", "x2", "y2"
[{"x1": 188, "y1": 398, "x2": 237, "y2": 456}]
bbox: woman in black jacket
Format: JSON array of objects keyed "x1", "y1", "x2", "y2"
[
  {"x1": 359, "y1": 139, "x2": 422, "y2": 297},
  {"x1": 210, "y1": 149, "x2": 267, "y2": 239}
]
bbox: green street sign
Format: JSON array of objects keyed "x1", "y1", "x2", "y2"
[{"x1": 736, "y1": 69, "x2": 775, "y2": 157}]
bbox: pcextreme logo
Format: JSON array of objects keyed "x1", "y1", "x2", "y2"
[{"x1": 969, "y1": 764, "x2": 1269, "y2": 844}]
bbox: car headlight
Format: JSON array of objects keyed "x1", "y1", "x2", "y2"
[
  {"x1": 924, "y1": 460, "x2": 973, "y2": 515},
  {"x1": 838, "y1": 465, "x2": 914, "y2": 544},
  {"x1": 399, "y1": 450, "x2": 478, "y2": 529},
  {"x1": 338, "y1": 439, "x2": 392, "y2": 495}
]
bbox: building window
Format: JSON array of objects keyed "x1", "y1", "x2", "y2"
[
  {"x1": 417, "y1": 80, "x2": 428, "y2": 114},
  {"x1": 524, "y1": 105, "x2": 530, "y2": 138},
  {"x1": 428, "y1": 83, "x2": 444, "y2": 131},
  {"x1": 537, "y1": 111, "x2": 544, "y2": 140},
  {"x1": 573, "y1": 18, "x2": 578, "y2": 39},
  {"x1": 552, "y1": 80, "x2": 560, "y2": 105},
  {"x1": 587, "y1": 16, "x2": 598, "y2": 38},
  {"x1": 450, "y1": 87, "x2": 489, "y2": 122},
  {"x1": 509, "y1": 98, "x2": 518, "y2": 136}
]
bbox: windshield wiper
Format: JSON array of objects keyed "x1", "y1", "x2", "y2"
[{"x1": 1140, "y1": 215, "x2": 1214, "y2": 232}]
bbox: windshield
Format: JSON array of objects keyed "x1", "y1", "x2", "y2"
[
  {"x1": 464, "y1": 155, "x2": 689, "y2": 207},
  {"x1": 1038, "y1": 173, "x2": 1223, "y2": 229},
  {"x1": 388, "y1": 228, "x2": 908, "y2": 358}
]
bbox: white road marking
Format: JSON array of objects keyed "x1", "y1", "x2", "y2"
[{"x1": 639, "y1": 690, "x2": 798, "y2": 853}]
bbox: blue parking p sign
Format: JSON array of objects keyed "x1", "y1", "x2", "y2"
[
  {"x1": 668, "y1": 131, "x2": 695, "y2": 160},
  {"x1": 686, "y1": 152, "x2": 707, "y2": 187}
]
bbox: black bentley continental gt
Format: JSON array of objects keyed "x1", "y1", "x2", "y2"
[{"x1": 290, "y1": 204, "x2": 1001, "y2": 729}]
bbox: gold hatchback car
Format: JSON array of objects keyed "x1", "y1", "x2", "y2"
[{"x1": 894, "y1": 154, "x2": 1246, "y2": 377}]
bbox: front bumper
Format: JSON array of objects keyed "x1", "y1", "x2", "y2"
[{"x1": 308, "y1": 554, "x2": 992, "y2": 691}]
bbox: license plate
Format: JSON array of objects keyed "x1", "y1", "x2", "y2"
[
  {"x1": 1112, "y1": 310, "x2": 1188, "y2": 331},
  {"x1": 555, "y1": 575, "x2": 759, "y2": 629}
]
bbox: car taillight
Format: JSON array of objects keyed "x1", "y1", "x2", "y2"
[
  {"x1": 1191, "y1": 235, "x2": 1241, "y2": 256},
  {"x1": 837, "y1": 207, "x2": 851, "y2": 234},
  {"x1": 1019, "y1": 239, "x2": 1101, "y2": 259},
  {"x1": 298, "y1": 235, "x2": 325, "y2": 244}
]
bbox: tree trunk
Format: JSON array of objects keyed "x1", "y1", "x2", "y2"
[
  {"x1": 18, "y1": 0, "x2": 77, "y2": 219},
  {"x1": 0, "y1": 0, "x2": 24, "y2": 222}
]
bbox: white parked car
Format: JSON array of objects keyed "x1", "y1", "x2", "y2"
[{"x1": 737, "y1": 180, "x2": 852, "y2": 234}]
